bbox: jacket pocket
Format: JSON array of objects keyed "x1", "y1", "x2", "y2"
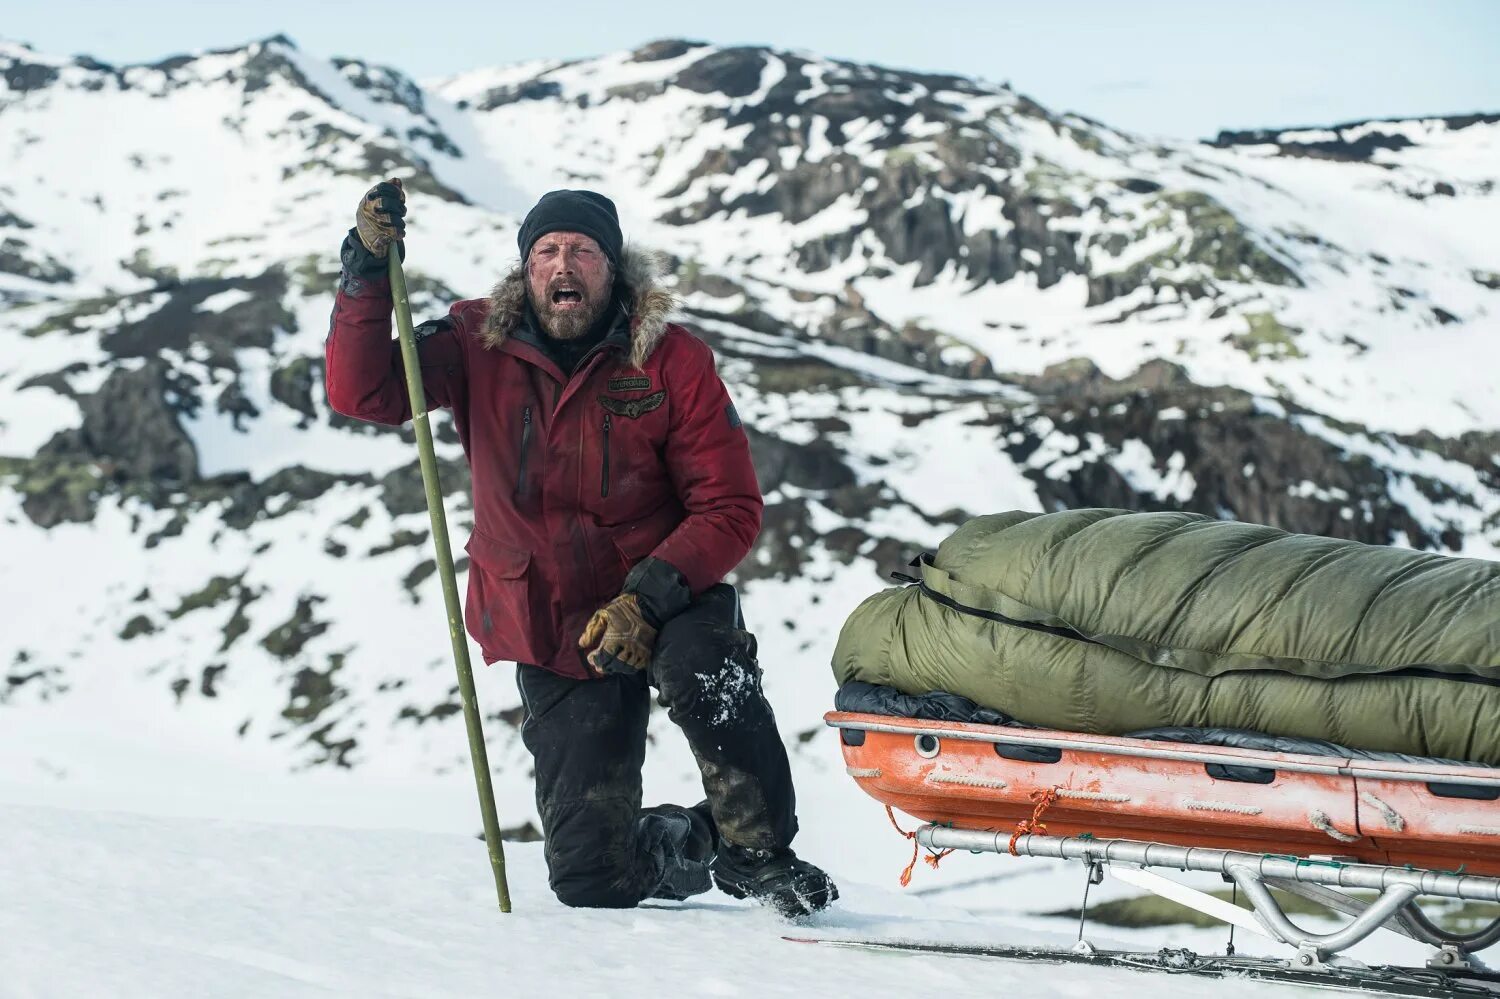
[{"x1": 464, "y1": 530, "x2": 548, "y2": 664}]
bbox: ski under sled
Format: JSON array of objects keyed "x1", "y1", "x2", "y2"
[{"x1": 823, "y1": 709, "x2": 1500, "y2": 993}]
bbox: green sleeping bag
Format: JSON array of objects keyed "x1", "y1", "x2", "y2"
[{"x1": 831, "y1": 509, "x2": 1500, "y2": 763}]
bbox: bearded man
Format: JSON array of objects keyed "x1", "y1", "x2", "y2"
[{"x1": 325, "y1": 180, "x2": 836, "y2": 917}]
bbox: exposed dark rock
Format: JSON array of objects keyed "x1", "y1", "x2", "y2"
[
  {"x1": 0, "y1": 238, "x2": 75, "y2": 283},
  {"x1": 240, "y1": 36, "x2": 332, "y2": 102},
  {"x1": 815, "y1": 287, "x2": 994, "y2": 378},
  {"x1": 168, "y1": 574, "x2": 243, "y2": 620},
  {"x1": 172, "y1": 467, "x2": 361, "y2": 534},
  {"x1": 200, "y1": 664, "x2": 227, "y2": 697},
  {"x1": 397, "y1": 699, "x2": 461, "y2": 725},
  {"x1": 368, "y1": 528, "x2": 429, "y2": 556},
  {"x1": 1210, "y1": 113, "x2": 1500, "y2": 161},
  {"x1": 1225, "y1": 312, "x2": 1305, "y2": 361},
  {"x1": 472, "y1": 78, "x2": 563, "y2": 111},
  {"x1": 105, "y1": 272, "x2": 292, "y2": 363},
  {"x1": 631, "y1": 39, "x2": 707, "y2": 63},
  {"x1": 119, "y1": 615, "x2": 156, "y2": 639},
  {"x1": 490, "y1": 704, "x2": 526, "y2": 728},
  {"x1": 402, "y1": 559, "x2": 436, "y2": 599},
  {"x1": 497, "y1": 821, "x2": 544, "y2": 843},
  {"x1": 379, "y1": 456, "x2": 470, "y2": 518},
  {"x1": 218, "y1": 585, "x2": 259, "y2": 653},
  {"x1": 741, "y1": 352, "x2": 865, "y2": 395},
  {"x1": 0, "y1": 206, "x2": 36, "y2": 230},
  {"x1": 333, "y1": 57, "x2": 427, "y2": 117},
  {"x1": 18, "y1": 363, "x2": 88, "y2": 398},
  {"x1": 746, "y1": 427, "x2": 856, "y2": 493},
  {"x1": 1087, "y1": 191, "x2": 1300, "y2": 306},
  {"x1": 354, "y1": 143, "x2": 468, "y2": 203},
  {"x1": 0, "y1": 455, "x2": 104, "y2": 528},
  {"x1": 261, "y1": 595, "x2": 331, "y2": 660},
  {"x1": 999, "y1": 364, "x2": 1473, "y2": 550},
  {"x1": 1, "y1": 662, "x2": 68, "y2": 705},
  {"x1": 732, "y1": 497, "x2": 818, "y2": 583},
  {"x1": 3, "y1": 58, "x2": 60, "y2": 92},
  {"x1": 675, "y1": 47, "x2": 768, "y2": 98},
  {"x1": 302, "y1": 721, "x2": 357, "y2": 768},
  {"x1": 39, "y1": 358, "x2": 199, "y2": 486},
  {"x1": 673, "y1": 261, "x2": 746, "y2": 300},
  {"x1": 215, "y1": 377, "x2": 260, "y2": 430},
  {"x1": 280, "y1": 652, "x2": 355, "y2": 767},
  {"x1": 270, "y1": 356, "x2": 319, "y2": 427}
]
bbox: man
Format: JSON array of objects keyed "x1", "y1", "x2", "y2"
[{"x1": 325, "y1": 179, "x2": 836, "y2": 917}]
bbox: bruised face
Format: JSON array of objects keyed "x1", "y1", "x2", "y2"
[{"x1": 525, "y1": 231, "x2": 614, "y2": 339}]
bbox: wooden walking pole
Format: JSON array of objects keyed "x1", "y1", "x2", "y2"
[{"x1": 388, "y1": 247, "x2": 513, "y2": 912}]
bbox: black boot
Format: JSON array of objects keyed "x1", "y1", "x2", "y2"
[
  {"x1": 638, "y1": 803, "x2": 717, "y2": 901},
  {"x1": 712, "y1": 843, "x2": 838, "y2": 918}
]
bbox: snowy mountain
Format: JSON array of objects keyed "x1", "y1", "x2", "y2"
[{"x1": 2, "y1": 33, "x2": 1498, "y2": 965}]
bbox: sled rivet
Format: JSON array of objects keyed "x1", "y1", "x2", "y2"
[{"x1": 915, "y1": 734, "x2": 941, "y2": 759}]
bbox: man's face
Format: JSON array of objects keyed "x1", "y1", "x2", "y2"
[{"x1": 526, "y1": 231, "x2": 614, "y2": 339}]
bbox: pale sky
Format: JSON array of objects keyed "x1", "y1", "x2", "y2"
[{"x1": 6, "y1": 0, "x2": 1499, "y2": 139}]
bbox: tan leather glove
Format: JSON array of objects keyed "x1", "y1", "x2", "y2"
[
  {"x1": 579, "y1": 593, "x2": 658, "y2": 677},
  {"x1": 354, "y1": 177, "x2": 406, "y2": 257}
]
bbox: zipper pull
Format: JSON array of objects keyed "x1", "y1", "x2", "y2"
[
  {"x1": 515, "y1": 405, "x2": 534, "y2": 499},
  {"x1": 601, "y1": 413, "x2": 612, "y2": 499}
]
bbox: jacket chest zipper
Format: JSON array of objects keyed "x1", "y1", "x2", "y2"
[
  {"x1": 515, "y1": 405, "x2": 533, "y2": 498},
  {"x1": 600, "y1": 413, "x2": 612, "y2": 498}
]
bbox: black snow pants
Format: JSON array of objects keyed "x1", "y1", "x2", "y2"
[{"x1": 516, "y1": 583, "x2": 799, "y2": 908}]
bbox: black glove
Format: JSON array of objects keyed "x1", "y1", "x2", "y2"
[
  {"x1": 354, "y1": 178, "x2": 406, "y2": 257},
  {"x1": 622, "y1": 557, "x2": 692, "y2": 626},
  {"x1": 340, "y1": 226, "x2": 404, "y2": 281}
]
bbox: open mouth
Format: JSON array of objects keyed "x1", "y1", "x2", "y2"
[{"x1": 551, "y1": 288, "x2": 583, "y2": 306}]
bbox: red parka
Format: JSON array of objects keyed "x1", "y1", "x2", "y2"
[{"x1": 325, "y1": 247, "x2": 763, "y2": 679}]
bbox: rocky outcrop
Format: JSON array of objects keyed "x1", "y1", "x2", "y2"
[
  {"x1": 1003, "y1": 360, "x2": 1481, "y2": 551},
  {"x1": 1211, "y1": 113, "x2": 1500, "y2": 162},
  {"x1": 39, "y1": 359, "x2": 198, "y2": 484}
]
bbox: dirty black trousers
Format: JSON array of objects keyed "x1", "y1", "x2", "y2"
[{"x1": 516, "y1": 583, "x2": 799, "y2": 908}]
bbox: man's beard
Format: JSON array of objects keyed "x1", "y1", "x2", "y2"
[{"x1": 534, "y1": 292, "x2": 609, "y2": 340}]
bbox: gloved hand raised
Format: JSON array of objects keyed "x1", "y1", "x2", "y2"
[
  {"x1": 354, "y1": 177, "x2": 407, "y2": 257},
  {"x1": 579, "y1": 593, "x2": 658, "y2": 677}
]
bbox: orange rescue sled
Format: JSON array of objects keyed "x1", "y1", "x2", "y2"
[{"x1": 831, "y1": 709, "x2": 1500, "y2": 968}]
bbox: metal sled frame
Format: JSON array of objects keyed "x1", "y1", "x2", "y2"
[
  {"x1": 829, "y1": 710, "x2": 1500, "y2": 972},
  {"x1": 921, "y1": 828, "x2": 1500, "y2": 969}
]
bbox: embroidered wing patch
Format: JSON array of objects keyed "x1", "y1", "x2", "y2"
[{"x1": 598, "y1": 389, "x2": 666, "y2": 419}]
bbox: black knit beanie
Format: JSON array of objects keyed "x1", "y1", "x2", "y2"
[{"x1": 517, "y1": 190, "x2": 623, "y2": 267}]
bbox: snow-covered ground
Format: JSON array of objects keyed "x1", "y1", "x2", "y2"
[{"x1": 4, "y1": 801, "x2": 1378, "y2": 998}]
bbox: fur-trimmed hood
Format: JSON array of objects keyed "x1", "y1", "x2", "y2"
[{"x1": 478, "y1": 245, "x2": 676, "y2": 370}]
